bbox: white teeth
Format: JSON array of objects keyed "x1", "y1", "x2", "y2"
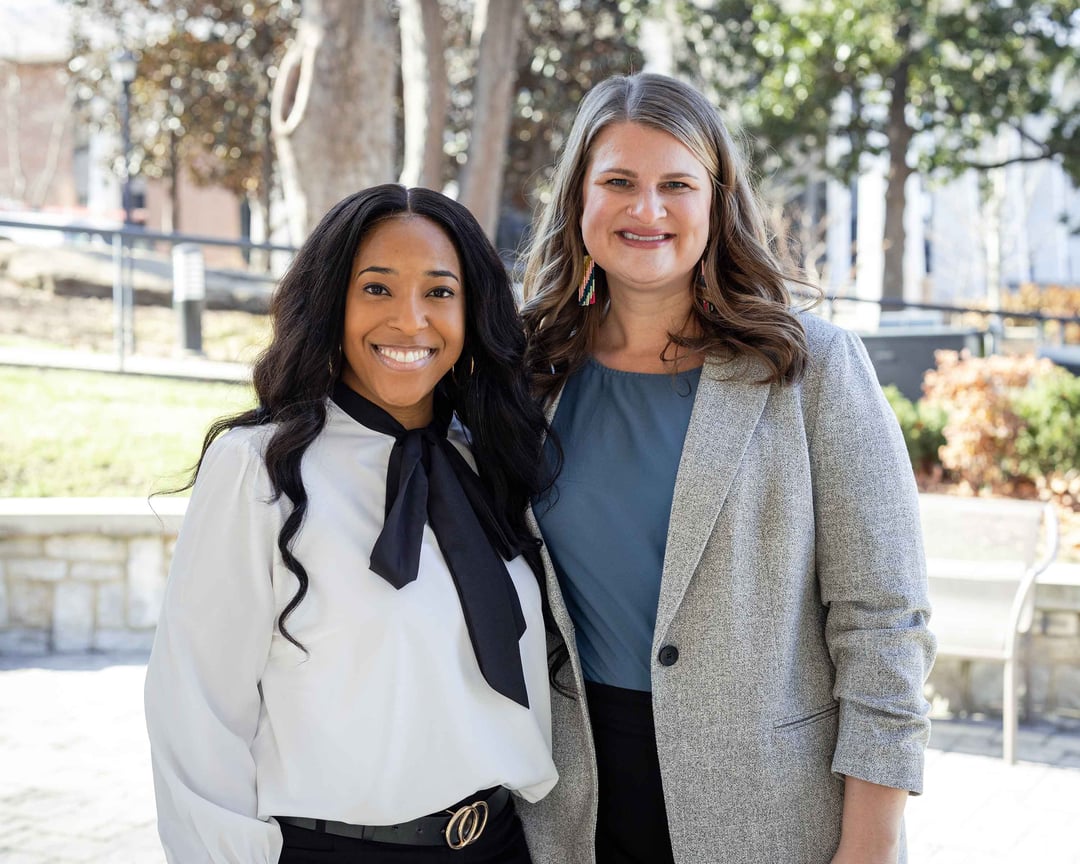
[
  {"x1": 377, "y1": 347, "x2": 433, "y2": 364},
  {"x1": 621, "y1": 231, "x2": 667, "y2": 242}
]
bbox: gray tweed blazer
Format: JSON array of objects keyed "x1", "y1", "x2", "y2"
[{"x1": 517, "y1": 313, "x2": 935, "y2": 864}]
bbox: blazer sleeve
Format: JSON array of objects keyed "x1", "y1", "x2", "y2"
[
  {"x1": 144, "y1": 430, "x2": 285, "y2": 863},
  {"x1": 805, "y1": 326, "x2": 936, "y2": 794}
]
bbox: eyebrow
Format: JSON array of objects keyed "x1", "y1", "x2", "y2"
[
  {"x1": 356, "y1": 265, "x2": 460, "y2": 283},
  {"x1": 595, "y1": 168, "x2": 701, "y2": 180}
]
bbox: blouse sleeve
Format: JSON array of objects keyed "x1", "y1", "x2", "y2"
[
  {"x1": 144, "y1": 430, "x2": 284, "y2": 863},
  {"x1": 807, "y1": 327, "x2": 937, "y2": 794}
]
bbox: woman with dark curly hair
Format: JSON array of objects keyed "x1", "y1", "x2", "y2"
[
  {"x1": 515, "y1": 73, "x2": 935, "y2": 864},
  {"x1": 145, "y1": 185, "x2": 556, "y2": 864}
]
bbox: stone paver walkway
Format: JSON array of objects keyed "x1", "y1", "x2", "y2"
[
  {"x1": 0, "y1": 655, "x2": 162, "y2": 863},
  {"x1": 906, "y1": 720, "x2": 1080, "y2": 862},
  {"x1": 2, "y1": 653, "x2": 1079, "y2": 863}
]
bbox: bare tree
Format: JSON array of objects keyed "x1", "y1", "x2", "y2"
[
  {"x1": 1, "y1": 61, "x2": 27, "y2": 202},
  {"x1": 0, "y1": 60, "x2": 72, "y2": 208},
  {"x1": 272, "y1": 0, "x2": 396, "y2": 240},
  {"x1": 399, "y1": 0, "x2": 447, "y2": 189},
  {"x1": 457, "y1": 0, "x2": 524, "y2": 238}
]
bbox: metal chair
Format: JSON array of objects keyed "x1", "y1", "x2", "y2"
[{"x1": 919, "y1": 494, "x2": 1059, "y2": 764}]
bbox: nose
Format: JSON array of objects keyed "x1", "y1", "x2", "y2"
[
  {"x1": 389, "y1": 292, "x2": 427, "y2": 333},
  {"x1": 628, "y1": 188, "x2": 665, "y2": 223}
]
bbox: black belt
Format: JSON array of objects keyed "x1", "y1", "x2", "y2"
[{"x1": 277, "y1": 786, "x2": 511, "y2": 849}]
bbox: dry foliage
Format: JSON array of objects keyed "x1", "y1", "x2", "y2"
[
  {"x1": 922, "y1": 350, "x2": 1056, "y2": 489},
  {"x1": 1003, "y1": 283, "x2": 1080, "y2": 344}
]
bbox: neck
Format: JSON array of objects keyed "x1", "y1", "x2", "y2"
[{"x1": 594, "y1": 280, "x2": 701, "y2": 373}]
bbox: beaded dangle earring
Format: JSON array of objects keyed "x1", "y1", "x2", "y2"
[
  {"x1": 578, "y1": 254, "x2": 597, "y2": 306},
  {"x1": 698, "y1": 260, "x2": 718, "y2": 316}
]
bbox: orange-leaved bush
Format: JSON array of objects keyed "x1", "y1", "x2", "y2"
[
  {"x1": 1003, "y1": 284, "x2": 1080, "y2": 345},
  {"x1": 921, "y1": 351, "x2": 1056, "y2": 490}
]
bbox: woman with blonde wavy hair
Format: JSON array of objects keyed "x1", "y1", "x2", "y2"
[{"x1": 515, "y1": 73, "x2": 935, "y2": 864}]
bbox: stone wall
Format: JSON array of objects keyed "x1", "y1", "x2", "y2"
[
  {"x1": 1, "y1": 498, "x2": 1079, "y2": 725},
  {"x1": 0, "y1": 499, "x2": 183, "y2": 654},
  {"x1": 927, "y1": 567, "x2": 1080, "y2": 724}
]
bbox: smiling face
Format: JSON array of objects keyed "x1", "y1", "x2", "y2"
[
  {"x1": 341, "y1": 215, "x2": 465, "y2": 429},
  {"x1": 581, "y1": 122, "x2": 712, "y2": 301}
]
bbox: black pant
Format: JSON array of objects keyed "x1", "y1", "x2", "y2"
[
  {"x1": 278, "y1": 797, "x2": 532, "y2": 864},
  {"x1": 586, "y1": 681, "x2": 676, "y2": 864}
]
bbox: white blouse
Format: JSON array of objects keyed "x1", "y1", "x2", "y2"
[{"x1": 144, "y1": 401, "x2": 558, "y2": 864}]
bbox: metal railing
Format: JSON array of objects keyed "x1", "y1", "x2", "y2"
[
  {"x1": 815, "y1": 293, "x2": 1080, "y2": 350},
  {"x1": 3, "y1": 216, "x2": 1079, "y2": 371},
  {"x1": 0, "y1": 218, "x2": 299, "y2": 370}
]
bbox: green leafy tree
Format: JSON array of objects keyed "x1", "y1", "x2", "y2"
[{"x1": 672, "y1": 0, "x2": 1080, "y2": 300}]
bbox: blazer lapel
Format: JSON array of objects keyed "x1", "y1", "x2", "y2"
[{"x1": 653, "y1": 356, "x2": 771, "y2": 641}]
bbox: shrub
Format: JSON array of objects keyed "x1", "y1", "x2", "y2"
[
  {"x1": 882, "y1": 385, "x2": 947, "y2": 473},
  {"x1": 1004, "y1": 283, "x2": 1080, "y2": 345},
  {"x1": 1011, "y1": 366, "x2": 1080, "y2": 498},
  {"x1": 921, "y1": 351, "x2": 1055, "y2": 489}
]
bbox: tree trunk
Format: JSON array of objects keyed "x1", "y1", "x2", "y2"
[
  {"x1": 882, "y1": 56, "x2": 913, "y2": 302},
  {"x1": 983, "y1": 162, "x2": 1007, "y2": 311},
  {"x1": 399, "y1": 0, "x2": 447, "y2": 189},
  {"x1": 28, "y1": 68, "x2": 72, "y2": 208},
  {"x1": 247, "y1": 123, "x2": 276, "y2": 273},
  {"x1": 458, "y1": 0, "x2": 525, "y2": 240},
  {"x1": 271, "y1": 0, "x2": 396, "y2": 241},
  {"x1": 2, "y1": 62, "x2": 26, "y2": 201}
]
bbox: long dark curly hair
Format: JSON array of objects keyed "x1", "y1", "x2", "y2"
[{"x1": 183, "y1": 185, "x2": 552, "y2": 650}]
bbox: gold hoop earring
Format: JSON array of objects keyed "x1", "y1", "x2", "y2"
[{"x1": 451, "y1": 356, "x2": 475, "y2": 384}]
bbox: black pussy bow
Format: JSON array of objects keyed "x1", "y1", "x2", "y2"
[{"x1": 331, "y1": 382, "x2": 529, "y2": 708}]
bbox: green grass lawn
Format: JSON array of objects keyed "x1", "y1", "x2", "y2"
[{"x1": 2, "y1": 366, "x2": 255, "y2": 497}]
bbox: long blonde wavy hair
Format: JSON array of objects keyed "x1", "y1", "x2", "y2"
[{"x1": 521, "y1": 73, "x2": 816, "y2": 404}]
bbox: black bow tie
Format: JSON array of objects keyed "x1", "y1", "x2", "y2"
[{"x1": 331, "y1": 383, "x2": 529, "y2": 708}]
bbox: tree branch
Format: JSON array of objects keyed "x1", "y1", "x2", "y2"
[
  {"x1": 963, "y1": 121, "x2": 1060, "y2": 170},
  {"x1": 963, "y1": 152, "x2": 1055, "y2": 170},
  {"x1": 1012, "y1": 123, "x2": 1050, "y2": 151}
]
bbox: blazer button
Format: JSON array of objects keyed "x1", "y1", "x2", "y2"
[{"x1": 658, "y1": 645, "x2": 679, "y2": 666}]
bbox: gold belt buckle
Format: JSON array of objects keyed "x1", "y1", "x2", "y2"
[{"x1": 444, "y1": 799, "x2": 490, "y2": 850}]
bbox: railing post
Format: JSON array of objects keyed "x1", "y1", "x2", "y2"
[
  {"x1": 123, "y1": 238, "x2": 135, "y2": 355},
  {"x1": 983, "y1": 313, "x2": 1003, "y2": 357},
  {"x1": 111, "y1": 232, "x2": 126, "y2": 370}
]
